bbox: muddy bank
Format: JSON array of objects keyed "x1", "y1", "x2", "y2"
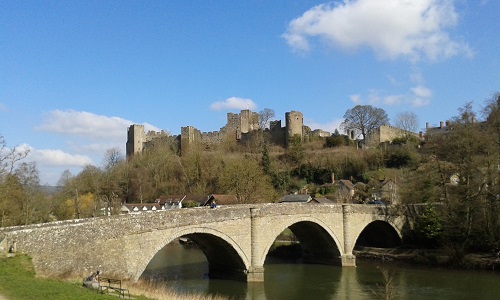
[{"x1": 354, "y1": 247, "x2": 500, "y2": 271}]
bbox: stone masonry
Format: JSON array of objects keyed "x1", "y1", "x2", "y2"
[
  {"x1": 0, "y1": 203, "x2": 405, "y2": 283},
  {"x1": 127, "y1": 109, "x2": 312, "y2": 157}
]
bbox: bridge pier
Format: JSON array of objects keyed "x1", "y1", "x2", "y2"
[
  {"x1": 249, "y1": 208, "x2": 265, "y2": 282},
  {"x1": 342, "y1": 205, "x2": 356, "y2": 267},
  {"x1": 246, "y1": 266, "x2": 265, "y2": 282},
  {"x1": 340, "y1": 254, "x2": 356, "y2": 267}
]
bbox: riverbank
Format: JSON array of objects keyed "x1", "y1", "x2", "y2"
[{"x1": 354, "y1": 247, "x2": 500, "y2": 271}]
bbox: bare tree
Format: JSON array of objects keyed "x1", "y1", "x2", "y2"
[
  {"x1": 57, "y1": 169, "x2": 73, "y2": 187},
  {"x1": 0, "y1": 134, "x2": 30, "y2": 176},
  {"x1": 103, "y1": 147, "x2": 124, "y2": 170},
  {"x1": 340, "y1": 105, "x2": 389, "y2": 140},
  {"x1": 258, "y1": 108, "x2": 275, "y2": 130},
  {"x1": 394, "y1": 111, "x2": 419, "y2": 133}
]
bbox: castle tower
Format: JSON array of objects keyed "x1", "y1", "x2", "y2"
[
  {"x1": 285, "y1": 111, "x2": 303, "y2": 146},
  {"x1": 126, "y1": 124, "x2": 146, "y2": 157},
  {"x1": 226, "y1": 112, "x2": 241, "y2": 140},
  {"x1": 240, "y1": 109, "x2": 259, "y2": 134},
  {"x1": 180, "y1": 126, "x2": 201, "y2": 154}
]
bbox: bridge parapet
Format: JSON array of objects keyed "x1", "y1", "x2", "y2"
[{"x1": 0, "y1": 203, "x2": 406, "y2": 282}]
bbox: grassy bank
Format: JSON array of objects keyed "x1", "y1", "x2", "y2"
[
  {"x1": 0, "y1": 255, "x2": 127, "y2": 300},
  {"x1": 0, "y1": 255, "x2": 227, "y2": 300}
]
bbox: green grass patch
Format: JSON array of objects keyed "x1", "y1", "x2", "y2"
[{"x1": 0, "y1": 255, "x2": 150, "y2": 300}]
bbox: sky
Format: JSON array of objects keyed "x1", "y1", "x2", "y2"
[{"x1": 1, "y1": 0, "x2": 498, "y2": 185}]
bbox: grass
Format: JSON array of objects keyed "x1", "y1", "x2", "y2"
[
  {"x1": 127, "y1": 281, "x2": 228, "y2": 300},
  {"x1": 0, "y1": 255, "x2": 227, "y2": 300},
  {"x1": 0, "y1": 255, "x2": 133, "y2": 300}
]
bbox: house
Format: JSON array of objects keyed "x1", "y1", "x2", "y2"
[
  {"x1": 279, "y1": 194, "x2": 313, "y2": 203},
  {"x1": 202, "y1": 194, "x2": 239, "y2": 207},
  {"x1": 120, "y1": 202, "x2": 167, "y2": 214},
  {"x1": 311, "y1": 197, "x2": 336, "y2": 204},
  {"x1": 182, "y1": 195, "x2": 212, "y2": 207},
  {"x1": 321, "y1": 173, "x2": 356, "y2": 203},
  {"x1": 371, "y1": 179, "x2": 398, "y2": 204},
  {"x1": 156, "y1": 195, "x2": 186, "y2": 209},
  {"x1": 336, "y1": 180, "x2": 355, "y2": 200},
  {"x1": 120, "y1": 195, "x2": 186, "y2": 214}
]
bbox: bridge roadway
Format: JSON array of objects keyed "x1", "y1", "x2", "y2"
[{"x1": 0, "y1": 203, "x2": 405, "y2": 282}]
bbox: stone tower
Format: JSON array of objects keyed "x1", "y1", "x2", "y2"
[
  {"x1": 126, "y1": 124, "x2": 146, "y2": 157},
  {"x1": 180, "y1": 126, "x2": 201, "y2": 154},
  {"x1": 285, "y1": 111, "x2": 303, "y2": 146},
  {"x1": 239, "y1": 109, "x2": 258, "y2": 134}
]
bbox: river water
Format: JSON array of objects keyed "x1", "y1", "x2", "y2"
[{"x1": 141, "y1": 242, "x2": 500, "y2": 300}]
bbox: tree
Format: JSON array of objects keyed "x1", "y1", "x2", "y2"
[
  {"x1": 402, "y1": 98, "x2": 500, "y2": 257},
  {"x1": 0, "y1": 174, "x2": 23, "y2": 226},
  {"x1": 218, "y1": 156, "x2": 276, "y2": 203},
  {"x1": 0, "y1": 133, "x2": 30, "y2": 177},
  {"x1": 57, "y1": 169, "x2": 73, "y2": 187},
  {"x1": 14, "y1": 162, "x2": 48, "y2": 225},
  {"x1": 340, "y1": 105, "x2": 389, "y2": 140},
  {"x1": 103, "y1": 147, "x2": 124, "y2": 170},
  {"x1": 394, "y1": 111, "x2": 419, "y2": 138},
  {"x1": 258, "y1": 108, "x2": 275, "y2": 130}
]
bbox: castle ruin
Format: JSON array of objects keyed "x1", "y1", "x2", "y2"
[
  {"x1": 363, "y1": 125, "x2": 421, "y2": 148},
  {"x1": 126, "y1": 109, "x2": 311, "y2": 157}
]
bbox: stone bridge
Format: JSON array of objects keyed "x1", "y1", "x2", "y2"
[{"x1": 0, "y1": 203, "x2": 406, "y2": 282}]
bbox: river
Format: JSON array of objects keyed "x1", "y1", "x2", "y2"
[{"x1": 141, "y1": 242, "x2": 499, "y2": 300}]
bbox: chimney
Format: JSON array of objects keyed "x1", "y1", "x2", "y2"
[
  {"x1": 419, "y1": 131, "x2": 423, "y2": 138},
  {"x1": 440, "y1": 121, "x2": 444, "y2": 129},
  {"x1": 446, "y1": 120, "x2": 450, "y2": 127},
  {"x1": 472, "y1": 116, "x2": 476, "y2": 124},
  {"x1": 426, "y1": 122, "x2": 429, "y2": 129}
]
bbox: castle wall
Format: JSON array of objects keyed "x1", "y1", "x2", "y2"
[
  {"x1": 310, "y1": 129, "x2": 331, "y2": 138},
  {"x1": 270, "y1": 120, "x2": 286, "y2": 146},
  {"x1": 364, "y1": 125, "x2": 418, "y2": 147},
  {"x1": 129, "y1": 109, "x2": 328, "y2": 155}
]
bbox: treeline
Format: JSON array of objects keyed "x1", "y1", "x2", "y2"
[{"x1": 0, "y1": 94, "x2": 498, "y2": 257}]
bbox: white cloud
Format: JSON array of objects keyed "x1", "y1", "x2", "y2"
[
  {"x1": 384, "y1": 95, "x2": 405, "y2": 106},
  {"x1": 411, "y1": 85, "x2": 433, "y2": 98},
  {"x1": 350, "y1": 94, "x2": 362, "y2": 104},
  {"x1": 410, "y1": 85, "x2": 432, "y2": 107},
  {"x1": 16, "y1": 144, "x2": 93, "y2": 168},
  {"x1": 36, "y1": 110, "x2": 160, "y2": 142},
  {"x1": 210, "y1": 97, "x2": 257, "y2": 111},
  {"x1": 283, "y1": 0, "x2": 472, "y2": 61},
  {"x1": 29, "y1": 110, "x2": 162, "y2": 184},
  {"x1": 350, "y1": 84, "x2": 432, "y2": 108}
]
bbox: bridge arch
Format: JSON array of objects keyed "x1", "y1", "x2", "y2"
[
  {"x1": 354, "y1": 220, "x2": 402, "y2": 249},
  {"x1": 133, "y1": 227, "x2": 250, "y2": 281},
  {"x1": 259, "y1": 217, "x2": 343, "y2": 267}
]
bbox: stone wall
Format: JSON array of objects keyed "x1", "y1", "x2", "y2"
[
  {"x1": 269, "y1": 120, "x2": 286, "y2": 146},
  {"x1": 0, "y1": 203, "x2": 406, "y2": 282},
  {"x1": 127, "y1": 109, "x2": 311, "y2": 156},
  {"x1": 364, "y1": 125, "x2": 419, "y2": 147},
  {"x1": 126, "y1": 124, "x2": 145, "y2": 156}
]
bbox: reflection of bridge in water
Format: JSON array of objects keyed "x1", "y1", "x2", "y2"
[{"x1": 0, "y1": 203, "x2": 405, "y2": 282}]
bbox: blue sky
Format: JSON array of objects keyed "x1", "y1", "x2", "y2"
[{"x1": 1, "y1": 0, "x2": 498, "y2": 185}]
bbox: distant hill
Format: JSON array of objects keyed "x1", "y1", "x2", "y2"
[{"x1": 39, "y1": 185, "x2": 60, "y2": 196}]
